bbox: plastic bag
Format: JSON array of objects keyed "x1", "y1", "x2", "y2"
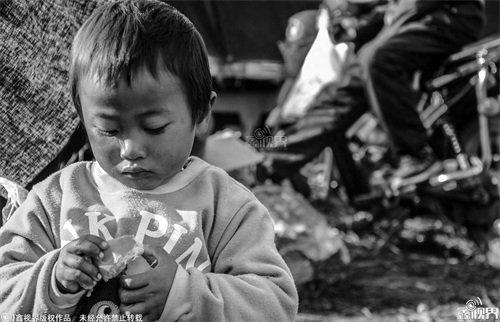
[
  {"x1": 0, "y1": 177, "x2": 28, "y2": 225},
  {"x1": 279, "y1": 8, "x2": 356, "y2": 121}
]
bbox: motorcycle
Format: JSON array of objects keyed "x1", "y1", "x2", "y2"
[
  {"x1": 260, "y1": 5, "x2": 500, "y2": 256},
  {"x1": 333, "y1": 34, "x2": 500, "y2": 247}
]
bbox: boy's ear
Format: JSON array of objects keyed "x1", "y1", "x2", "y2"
[
  {"x1": 208, "y1": 91, "x2": 217, "y2": 110},
  {"x1": 195, "y1": 91, "x2": 217, "y2": 136}
]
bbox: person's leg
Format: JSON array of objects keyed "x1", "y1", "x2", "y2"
[
  {"x1": 359, "y1": 23, "x2": 462, "y2": 156},
  {"x1": 262, "y1": 73, "x2": 369, "y2": 197},
  {"x1": 357, "y1": 5, "x2": 484, "y2": 179},
  {"x1": 263, "y1": 124, "x2": 368, "y2": 198}
]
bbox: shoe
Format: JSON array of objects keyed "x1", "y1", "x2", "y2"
[{"x1": 390, "y1": 146, "x2": 442, "y2": 186}]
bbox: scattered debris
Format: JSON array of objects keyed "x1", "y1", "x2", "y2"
[
  {"x1": 253, "y1": 180, "x2": 350, "y2": 284},
  {"x1": 250, "y1": 178, "x2": 500, "y2": 319}
]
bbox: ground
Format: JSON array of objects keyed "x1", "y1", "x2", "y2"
[{"x1": 251, "y1": 181, "x2": 500, "y2": 322}]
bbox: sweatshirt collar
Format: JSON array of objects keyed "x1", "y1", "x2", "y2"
[{"x1": 91, "y1": 157, "x2": 206, "y2": 194}]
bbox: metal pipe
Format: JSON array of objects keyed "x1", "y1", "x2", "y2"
[
  {"x1": 475, "y1": 52, "x2": 493, "y2": 169},
  {"x1": 429, "y1": 156, "x2": 483, "y2": 186}
]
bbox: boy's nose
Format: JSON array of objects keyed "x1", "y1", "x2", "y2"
[{"x1": 119, "y1": 138, "x2": 146, "y2": 160}]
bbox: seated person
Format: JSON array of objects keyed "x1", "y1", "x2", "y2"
[{"x1": 357, "y1": 0, "x2": 486, "y2": 178}]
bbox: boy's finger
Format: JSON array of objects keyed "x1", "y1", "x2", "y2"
[
  {"x1": 60, "y1": 266, "x2": 96, "y2": 290},
  {"x1": 120, "y1": 302, "x2": 145, "y2": 316},
  {"x1": 119, "y1": 272, "x2": 149, "y2": 289},
  {"x1": 120, "y1": 302, "x2": 155, "y2": 321},
  {"x1": 64, "y1": 253, "x2": 102, "y2": 282},
  {"x1": 118, "y1": 286, "x2": 147, "y2": 305},
  {"x1": 66, "y1": 238, "x2": 106, "y2": 260},
  {"x1": 82, "y1": 234, "x2": 109, "y2": 250}
]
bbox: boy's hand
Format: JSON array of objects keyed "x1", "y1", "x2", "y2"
[
  {"x1": 55, "y1": 235, "x2": 108, "y2": 294},
  {"x1": 119, "y1": 247, "x2": 178, "y2": 321}
]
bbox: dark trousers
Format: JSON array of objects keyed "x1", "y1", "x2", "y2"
[{"x1": 357, "y1": 1, "x2": 485, "y2": 156}]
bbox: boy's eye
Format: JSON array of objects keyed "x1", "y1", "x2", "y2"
[
  {"x1": 97, "y1": 128, "x2": 118, "y2": 137},
  {"x1": 145, "y1": 124, "x2": 168, "y2": 135}
]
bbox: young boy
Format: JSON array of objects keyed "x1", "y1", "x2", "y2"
[{"x1": 0, "y1": 1, "x2": 298, "y2": 321}]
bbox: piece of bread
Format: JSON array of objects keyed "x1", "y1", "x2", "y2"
[
  {"x1": 94, "y1": 235, "x2": 144, "y2": 282},
  {"x1": 125, "y1": 256, "x2": 152, "y2": 275}
]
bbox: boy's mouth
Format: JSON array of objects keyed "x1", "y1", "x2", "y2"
[{"x1": 122, "y1": 167, "x2": 151, "y2": 178}]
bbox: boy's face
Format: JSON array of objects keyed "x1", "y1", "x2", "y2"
[{"x1": 79, "y1": 69, "x2": 208, "y2": 190}]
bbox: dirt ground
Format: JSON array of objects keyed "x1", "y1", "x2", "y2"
[
  {"x1": 253, "y1": 182, "x2": 500, "y2": 322},
  {"x1": 296, "y1": 252, "x2": 499, "y2": 321}
]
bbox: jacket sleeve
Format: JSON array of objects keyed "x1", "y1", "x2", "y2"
[
  {"x1": 0, "y1": 189, "x2": 69, "y2": 314},
  {"x1": 177, "y1": 199, "x2": 298, "y2": 322}
]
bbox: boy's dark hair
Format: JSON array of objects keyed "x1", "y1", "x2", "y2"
[{"x1": 70, "y1": 0, "x2": 212, "y2": 125}]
